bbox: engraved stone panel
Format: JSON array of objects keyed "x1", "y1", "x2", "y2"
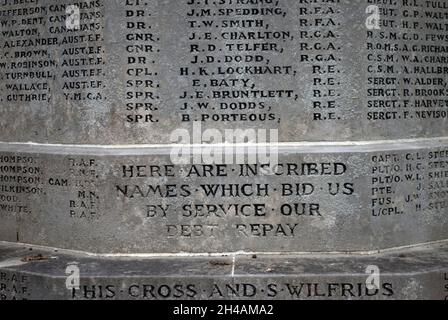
[
  {"x1": 0, "y1": 140, "x2": 447, "y2": 253},
  {"x1": 1, "y1": 243, "x2": 447, "y2": 300},
  {"x1": 0, "y1": 0, "x2": 448, "y2": 301},
  {"x1": 0, "y1": 0, "x2": 447, "y2": 144}
]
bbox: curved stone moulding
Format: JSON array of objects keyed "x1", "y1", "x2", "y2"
[{"x1": 0, "y1": 138, "x2": 447, "y2": 254}]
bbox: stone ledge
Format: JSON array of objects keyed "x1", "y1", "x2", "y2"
[
  {"x1": 1, "y1": 242, "x2": 447, "y2": 300},
  {"x1": 1, "y1": 144, "x2": 448, "y2": 253}
]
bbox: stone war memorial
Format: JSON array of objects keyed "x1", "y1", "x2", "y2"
[{"x1": 0, "y1": 0, "x2": 447, "y2": 301}]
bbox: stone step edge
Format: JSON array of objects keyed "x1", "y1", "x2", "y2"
[
  {"x1": 1, "y1": 239, "x2": 448, "y2": 262},
  {"x1": 1, "y1": 241, "x2": 447, "y2": 300}
]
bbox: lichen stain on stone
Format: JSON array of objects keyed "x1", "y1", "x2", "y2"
[{"x1": 21, "y1": 254, "x2": 51, "y2": 263}]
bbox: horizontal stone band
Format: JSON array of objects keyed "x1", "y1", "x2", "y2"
[
  {"x1": 0, "y1": 139, "x2": 447, "y2": 254},
  {"x1": 1, "y1": 242, "x2": 447, "y2": 300}
]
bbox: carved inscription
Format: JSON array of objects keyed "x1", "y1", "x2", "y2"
[
  {"x1": 0, "y1": 271, "x2": 30, "y2": 300},
  {"x1": 69, "y1": 280, "x2": 395, "y2": 300},
  {"x1": 0, "y1": 0, "x2": 448, "y2": 143},
  {"x1": 0, "y1": 145, "x2": 446, "y2": 252}
]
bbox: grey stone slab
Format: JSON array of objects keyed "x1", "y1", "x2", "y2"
[
  {"x1": 0, "y1": 242, "x2": 447, "y2": 300},
  {"x1": 0, "y1": 0, "x2": 447, "y2": 144},
  {"x1": 0, "y1": 140, "x2": 447, "y2": 254},
  {"x1": 0, "y1": 0, "x2": 447, "y2": 301}
]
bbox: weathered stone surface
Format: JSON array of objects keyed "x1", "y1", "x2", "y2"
[
  {"x1": 1, "y1": 0, "x2": 448, "y2": 301},
  {"x1": 0, "y1": 140, "x2": 447, "y2": 254},
  {"x1": 0, "y1": 242, "x2": 447, "y2": 300},
  {"x1": 0, "y1": 0, "x2": 447, "y2": 144}
]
